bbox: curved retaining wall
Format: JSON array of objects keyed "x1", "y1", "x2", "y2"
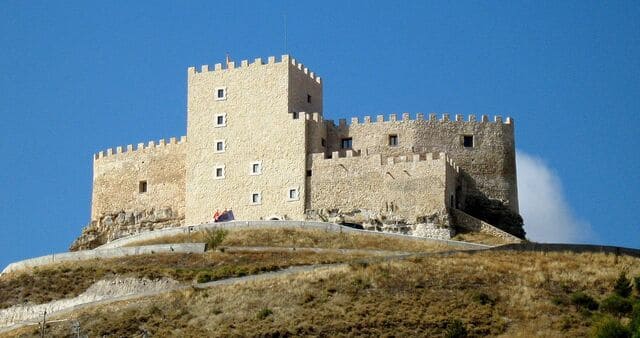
[
  {"x1": 96, "y1": 220, "x2": 492, "y2": 250},
  {"x1": 1, "y1": 243, "x2": 206, "y2": 275}
]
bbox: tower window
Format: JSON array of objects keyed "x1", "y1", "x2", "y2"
[
  {"x1": 292, "y1": 112, "x2": 299, "y2": 119},
  {"x1": 287, "y1": 188, "x2": 299, "y2": 201},
  {"x1": 307, "y1": 94, "x2": 312, "y2": 103},
  {"x1": 463, "y1": 135, "x2": 474, "y2": 148},
  {"x1": 214, "y1": 87, "x2": 227, "y2": 101},
  {"x1": 250, "y1": 161, "x2": 262, "y2": 175},
  {"x1": 340, "y1": 138, "x2": 352, "y2": 149},
  {"x1": 321, "y1": 138, "x2": 326, "y2": 147},
  {"x1": 214, "y1": 113, "x2": 227, "y2": 127},
  {"x1": 214, "y1": 165, "x2": 225, "y2": 179},
  {"x1": 306, "y1": 170, "x2": 312, "y2": 177},
  {"x1": 389, "y1": 134, "x2": 398, "y2": 146},
  {"x1": 139, "y1": 180, "x2": 147, "y2": 193},
  {"x1": 214, "y1": 140, "x2": 225, "y2": 153},
  {"x1": 251, "y1": 192, "x2": 261, "y2": 205}
]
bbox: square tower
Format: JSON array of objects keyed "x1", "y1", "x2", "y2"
[{"x1": 185, "y1": 55, "x2": 322, "y2": 224}]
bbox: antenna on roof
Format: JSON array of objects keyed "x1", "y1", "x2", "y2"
[{"x1": 283, "y1": 13, "x2": 288, "y2": 53}]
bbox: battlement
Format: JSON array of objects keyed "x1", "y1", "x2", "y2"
[
  {"x1": 310, "y1": 150, "x2": 460, "y2": 172},
  {"x1": 331, "y1": 113, "x2": 512, "y2": 128},
  {"x1": 94, "y1": 136, "x2": 187, "y2": 161},
  {"x1": 187, "y1": 54, "x2": 321, "y2": 84}
]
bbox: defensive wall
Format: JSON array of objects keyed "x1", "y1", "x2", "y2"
[
  {"x1": 307, "y1": 150, "x2": 459, "y2": 223},
  {"x1": 91, "y1": 136, "x2": 187, "y2": 221}
]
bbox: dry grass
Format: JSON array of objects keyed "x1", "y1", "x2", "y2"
[
  {"x1": 0, "y1": 250, "x2": 365, "y2": 310},
  {"x1": 127, "y1": 228, "x2": 458, "y2": 252},
  {"x1": 452, "y1": 230, "x2": 513, "y2": 246},
  {"x1": 11, "y1": 250, "x2": 640, "y2": 337}
]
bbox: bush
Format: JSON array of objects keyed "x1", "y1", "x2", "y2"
[
  {"x1": 629, "y1": 303, "x2": 640, "y2": 334},
  {"x1": 204, "y1": 228, "x2": 228, "y2": 251},
  {"x1": 571, "y1": 292, "x2": 599, "y2": 311},
  {"x1": 444, "y1": 319, "x2": 468, "y2": 338},
  {"x1": 601, "y1": 294, "x2": 633, "y2": 317},
  {"x1": 256, "y1": 308, "x2": 273, "y2": 320},
  {"x1": 196, "y1": 271, "x2": 212, "y2": 284},
  {"x1": 472, "y1": 292, "x2": 494, "y2": 305},
  {"x1": 591, "y1": 316, "x2": 631, "y2": 338},
  {"x1": 614, "y1": 272, "x2": 633, "y2": 298},
  {"x1": 634, "y1": 276, "x2": 640, "y2": 296}
]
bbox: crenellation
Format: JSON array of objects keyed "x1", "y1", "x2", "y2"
[
  {"x1": 158, "y1": 139, "x2": 166, "y2": 147},
  {"x1": 228, "y1": 61, "x2": 235, "y2": 69},
  {"x1": 253, "y1": 57, "x2": 263, "y2": 66},
  {"x1": 481, "y1": 115, "x2": 489, "y2": 122},
  {"x1": 127, "y1": 144, "x2": 133, "y2": 152},
  {"x1": 201, "y1": 65, "x2": 209, "y2": 72},
  {"x1": 116, "y1": 146, "x2": 123, "y2": 154},
  {"x1": 429, "y1": 113, "x2": 437, "y2": 121},
  {"x1": 455, "y1": 114, "x2": 463, "y2": 122},
  {"x1": 376, "y1": 115, "x2": 384, "y2": 122},
  {"x1": 214, "y1": 63, "x2": 222, "y2": 71},
  {"x1": 402, "y1": 112, "x2": 410, "y2": 121},
  {"x1": 469, "y1": 115, "x2": 477, "y2": 122},
  {"x1": 241, "y1": 59, "x2": 248, "y2": 67},
  {"x1": 364, "y1": 116, "x2": 371, "y2": 123},
  {"x1": 107, "y1": 148, "x2": 113, "y2": 156},
  {"x1": 351, "y1": 117, "x2": 359, "y2": 125},
  {"x1": 416, "y1": 113, "x2": 424, "y2": 120},
  {"x1": 169, "y1": 137, "x2": 177, "y2": 145},
  {"x1": 339, "y1": 119, "x2": 347, "y2": 128},
  {"x1": 506, "y1": 117, "x2": 513, "y2": 125},
  {"x1": 389, "y1": 113, "x2": 397, "y2": 122},
  {"x1": 268, "y1": 56, "x2": 276, "y2": 64},
  {"x1": 494, "y1": 115, "x2": 502, "y2": 123}
]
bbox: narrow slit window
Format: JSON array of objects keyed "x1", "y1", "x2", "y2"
[
  {"x1": 307, "y1": 94, "x2": 312, "y2": 103},
  {"x1": 321, "y1": 138, "x2": 326, "y2": 147},
  {"x1": 139, "y1": 181, "x2": 147, "y2": 193},
  {"x1": 215, "y1": 140, "x2": 225, "y2": 152},
  {"x1": 292, "y1": 112, "x2": 299, "y2": 119}
]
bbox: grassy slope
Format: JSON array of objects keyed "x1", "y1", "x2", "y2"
[
  {"x1": 9, "y1": 251, "x2": 640, "y2": 337},
  {"x1": 126, "y1": 228, "x2": 461, "y2": 252}
]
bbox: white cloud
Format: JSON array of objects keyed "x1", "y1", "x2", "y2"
[{"x1": 516, "y1": 150, "x2": 594, "y2": 243}]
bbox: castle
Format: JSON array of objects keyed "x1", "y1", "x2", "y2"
[{"x1": 72, "y1": 55, "x2": 524, "y2": 250}]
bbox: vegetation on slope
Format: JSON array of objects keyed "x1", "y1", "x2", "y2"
[
  {"x1": 11, "y1": 251, "x2": 640, "y2": 337},
  {"x1": 0, "y1": 251, "x2": 365, "y2": 310},
  {"x1": 126, "y1": 227, "x2": 462, "y2": 252}
]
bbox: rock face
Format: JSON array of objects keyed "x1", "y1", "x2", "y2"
[
  {"x1": 70, "y1": 207, "x2": 184, "y2": 251},
  {"x1": 306, "y1": 208, "x2": 454, "y2": 240}
]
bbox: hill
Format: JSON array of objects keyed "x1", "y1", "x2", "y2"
[{"x1": 1, "y1": 227, "x2": 639, "y2": 337}]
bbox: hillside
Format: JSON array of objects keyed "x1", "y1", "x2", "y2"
[{"x1": 2, "y1": 227, "x2": 639, "y2": 337}]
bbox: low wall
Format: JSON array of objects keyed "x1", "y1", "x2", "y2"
[
  {"x1": 2, "y1": 243, "x2": 206, "y2": 275},
  {"x1": 490, "y1": 243, "x2": 640, "y2": 258},
  {"x1": 97, "y1": 220, "x2": 491, "y2": 250},
  {"x1": 451, "y1": 209, "x2": 521, "y2": 243}
]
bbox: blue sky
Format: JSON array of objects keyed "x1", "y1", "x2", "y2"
[{"x1": 0, "y1": 1, "x2": 638, "y2": 268}]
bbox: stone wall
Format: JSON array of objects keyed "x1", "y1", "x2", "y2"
[
  {"x1": 91, "y1": 137, "x2": 186, "y2": 220},
  {"x1": 307, "y1": 151, "x2": 457, "y2": 225},
  {"x1": 450, "y1": 208, "x2": 521, "y2": 243}
]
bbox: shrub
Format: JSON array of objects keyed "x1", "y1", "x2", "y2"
[
  {"x1": 634, "y1": 276, "x2": 640, "y2": 296},
  {"x1": 256, "y1": 308, "x2": 273, "y2": 320},
  {"x1": 571, "y1": 292, "x2": 599, "y2": 311},
  {"x1": 204, "y1": 228, "x2": 228, "y2": 251},
  {"x1": 601, "y1": 294, "x2": 633, "y2": 317},
  {"x1": 591, "y1": 316, "x2": 631, "y2": 338},
  {"x1": 444, "y1": 319, "x2": 468, "y2": 338},
  {"x1": 629, "y1": 303, "x2": 640, "y2": 335},
  {"x1": 472, "y1": 292, "x2": 494, "y2": 306},
  {"x1": 614, "y1": 272, "x2": 633, "y2": 298},
  {"x1": 196, "y1": 271, "x2": 212, "y2": 284}
]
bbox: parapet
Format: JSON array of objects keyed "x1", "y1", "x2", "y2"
[
  {"x1": 94, "y1": 136, "x2": 187, "y2": 161},
  {"x1": 340, "y1": 113, "x2": 513, "y2": 127},
  {"x1": 310, "y1": 150, "x2": 460, "y2": 173},
  {"x1": 188, "y1": 54, "x2": 321, "y2": 84}
]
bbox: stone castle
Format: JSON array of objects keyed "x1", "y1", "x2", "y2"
[{"x1": 71, "y1": 54, "x2": 524, "y2": 250}]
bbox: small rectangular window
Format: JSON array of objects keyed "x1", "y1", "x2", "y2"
[
  {"x1": 214, "y1": 165, "x2": 225, "y2": 179},
  {"x1": 249, "y1": 161, "x2": 262, "y2": 175},
  {"x1": 251, "y1": 192, "x2": 261, "y2": 205},
  {"x1": 292, "y1": 112, "x2": 299, "y2": 119},
  {"x1": 306, "y1": 170, "x2": 312, "y2": 177},
  {"x1": 214, "y1": 87, "x2": 227, "y2": 101},
  {"x1": 139, "y1": 180, "x2": 147, "y2": 193},
  {"x1": 215, "y1": 140, "x2": 225, "y2": 153},
  {"x1": 214, "y1": 114, "x2": 226, "y2": 127},
  {"x1": 321, "y1": 138, "x2": 326, "y2": 147},
  {"x1": 307, "y1": 94, "x2": 312, "y2": 103},
  {"x1": 340, "y1": 138, "x2": 352, "y2": 149},
  {"x1": 289, "y1": 189, "x2": 297, "y2": 199},
  {"x1": 389, "y1": 134, "x2": 398, "y2": 146},
  {"x1": 463, "y1": 135, "x2": 474, "y2": 148}
]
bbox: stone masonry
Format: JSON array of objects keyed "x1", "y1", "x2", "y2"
[{"x1": 73, "y1": 54, "x2": 524, "y2": 250}]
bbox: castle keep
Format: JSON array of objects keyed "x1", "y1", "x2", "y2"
[{"x1": 73, "y1": 55, "x2": 524, "y2": 250}]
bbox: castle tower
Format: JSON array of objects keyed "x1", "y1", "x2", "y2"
[{"x1": 185, "y1": 55, "x2": 322, "y2": 224}]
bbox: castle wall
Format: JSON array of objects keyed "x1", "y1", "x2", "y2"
[
  {"x1": 91, "y1": 137, "x2": 186, "y2": 220},
  {"x1": 308, "y1": 151, "x2": 457, "y2": 223},
  {"x1": 185, "y1": 56, "x2": 321, "y2": 224},
  {"x1": 323, "y1": 114, "x2": 518, "y2": 213}
]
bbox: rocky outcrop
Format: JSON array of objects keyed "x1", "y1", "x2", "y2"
[
  {"x1": 305, "y1": 208, "x2": 454, "y2": 240},
  {"x1": 70, "y1": 207, "x2": 184, "y2": 251}
]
